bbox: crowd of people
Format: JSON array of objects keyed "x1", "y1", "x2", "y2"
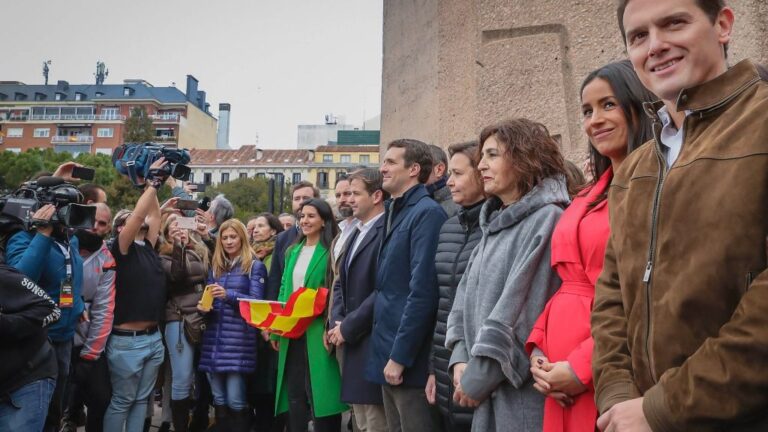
[{"x1": 2, "y1": 0, "x2": 768, "y2": 431}]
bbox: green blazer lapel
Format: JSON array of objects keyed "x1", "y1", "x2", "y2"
[{"x1": 304, "y1": 242, "x2": 328, "y2": 289}]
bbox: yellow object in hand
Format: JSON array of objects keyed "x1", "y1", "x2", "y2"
[{"x1": 201, "y1": 285, "x2": 216, "y2": 311}]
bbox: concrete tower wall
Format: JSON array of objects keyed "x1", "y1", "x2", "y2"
[{"x1": 381, "y1": 0, "x2": 768, "y2": 161}]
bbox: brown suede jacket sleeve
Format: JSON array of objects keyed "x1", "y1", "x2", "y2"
[{"x1": 591, "y1": 235, "x2": 641, "y2": 414}]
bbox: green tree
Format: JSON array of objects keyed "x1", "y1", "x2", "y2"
[
  {"x1": 206, "y1": 177, "x2": 271, "y2": 221},
  {"x1": 124, "y1": 106, "x2": 154, "y2": 143}
]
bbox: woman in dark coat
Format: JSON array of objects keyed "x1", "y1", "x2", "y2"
[
  {"x1": 159, "y1": 214, "x2": 209, "y2": 432},
  {"x1": 198, "y1": 218, "x2": 267, "y2": 432},
  {"x1": 427, "y1": 141, "x2": 486, "y2": 431}
]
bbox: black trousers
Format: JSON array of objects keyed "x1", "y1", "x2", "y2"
[
  {"x1": 64, "y1": 347, "x2": 112, "y2": 432},
  {"x1": 284, "y1": 336, "x2": 341, "y2": 432}
]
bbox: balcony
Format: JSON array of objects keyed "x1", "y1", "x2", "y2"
[
  {"x1": 51, "y1": 135, "x2": 94, "y2": 144},
  {"x1": 1, "y1": 115, "x2": 28, "y2": 122},
  {"x1": 153, "y1": 136, "x2": 177, "y2": 144},
  {"x1": 150, "y1": 113, "x2": 181, "y2": 122},
  {"x1": 29, "y1": 114, "x2": 126, "y2": 122}
]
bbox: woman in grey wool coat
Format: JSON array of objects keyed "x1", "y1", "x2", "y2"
[{"x1": 446, "y1": 118, "x2": 569, "y2": 431}]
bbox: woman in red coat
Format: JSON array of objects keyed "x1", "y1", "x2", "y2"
[{"x1": 525, "y1": 60, "x2": 655, "y2": 432}]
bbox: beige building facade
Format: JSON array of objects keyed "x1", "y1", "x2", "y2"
[{"x1": 381, "y1": 0, "x2": 768, "y2": 160}]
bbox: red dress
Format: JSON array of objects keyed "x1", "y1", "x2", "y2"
[{"x1": 526, "y1": 167, "x2": 612, "y2": 432}]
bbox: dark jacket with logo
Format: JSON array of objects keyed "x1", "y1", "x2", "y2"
[{"x1": 0, "y1": 264, "x2": 60, "y2": 401}]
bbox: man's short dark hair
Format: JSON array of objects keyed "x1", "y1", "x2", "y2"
[
  {"x1": 427, "y1": 144, "x2": 448, "y2": 168},
  {"x1": 291, "y1": 181, "x2": 320, "y2": 198},
  {"x1": 334, "y1": 174, "x2": 349, "y2": 187},
  {"x1": 349, "y1": 168, "x2": 390, "y2": 201},
  {"x1": 386, "y1": 139, "x2": 434, "y2": 184},
  {"x1": 79, "y1": 183, "x2": 106, "y2": 203},
  {"x1": 617, "y1": 0, "x2": 728, "y2": 56}
]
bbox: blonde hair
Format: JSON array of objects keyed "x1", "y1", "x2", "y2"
[{"x1": 211, "y1": 219, "x2": 254, "y2": 278}]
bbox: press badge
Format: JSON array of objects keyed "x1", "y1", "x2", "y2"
[{"x1": 60, "y1": 282, "x2": 74, "y2": 308}]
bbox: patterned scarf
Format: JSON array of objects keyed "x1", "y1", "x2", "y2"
[{"x1": 252, "y1": 237, "x2": 276, "y2": 260}]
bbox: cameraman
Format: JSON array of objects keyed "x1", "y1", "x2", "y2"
[
  {"x1": 5, "y1": 188, "x2": 87, "y2": 432},
  {"x1": 103, "y1": 158, "x2": 168, "y2": 432}
]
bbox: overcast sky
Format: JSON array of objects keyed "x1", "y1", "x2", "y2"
[{"x1": 3, "y1": 0, "x2": 383, "y2": 149}]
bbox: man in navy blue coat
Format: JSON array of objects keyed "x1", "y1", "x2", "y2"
[{"x1": 366, "y1": 139, "x2": 447, "y2": 431}]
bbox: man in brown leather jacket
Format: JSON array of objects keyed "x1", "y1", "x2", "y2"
[{"x1": 592, "y1": 1, "x2": 768, "y2": 431}]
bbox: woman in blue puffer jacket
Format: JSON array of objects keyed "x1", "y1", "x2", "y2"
[{"x1": 198, "y1": 218, "x2": 267, "y2": 431}]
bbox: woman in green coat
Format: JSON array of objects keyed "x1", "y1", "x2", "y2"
[{"x1": 272, "y1": 198, "x2": 348, "y2": 432}]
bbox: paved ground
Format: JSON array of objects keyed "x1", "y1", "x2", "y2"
[{"x1": 77, "y1": 402, "x2": 354, "y2": 431}]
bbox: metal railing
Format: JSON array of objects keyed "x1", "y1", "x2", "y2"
[
  {"x1": 29, "y1": 114, "x2": 126, "y2": 121},
  {"x1": 149, "y1": 113, "x2": 181, "y2": 122},
  {"x1": 154, "y1": 136, "x2": 177, "y2": 142},
  {"x1": 51, "y1": 135, "x2": 94, "y2": 144}
]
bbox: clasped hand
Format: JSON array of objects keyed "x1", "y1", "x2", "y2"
[{"x1": 530, "y1": 355, "x2": 586, "y2": 408}]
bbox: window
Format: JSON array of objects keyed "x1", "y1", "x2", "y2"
[
  {"x1": 359, "y1": 154, "x2": 370, "y2": 164},
  {"x1": 95, "y1": 148, "x2": 112, "y2": 156},
  {"x1": 188, "y1": 173, "x2": 195, "y2": 183},
  {"x1": 204, "y1": 172, "x2": 212, "y2": 185},
  {"x1": 55, "y1": 93, "x2": 63, "y2": 101},
  {"x1": 239, "y1": 172, "x2": 248, "y2": 179},
  {"x1": 317, "y1": 172, "x2": 329, "y2": 189},
  {"x1": 97, "y1": 128, "x2": 114, "y2": 138},
  {"x1": 256, "y1": 172, "x2": 266, "y2": 178},
  {"x1": 75, "y1": 93, "x2": 84, "y2": 101},
  {"x1": 221, "y1": 172, "x2": 230, "y2": 184},
  {"x1": 96, "y1": 128, "x2": 115, "y2": 138},
  {"x1": 292, "y1": 172, "x2": 302, "y2": 184},
  {"x1": 7, "y1": 128, "x2": 23, "y2": 138},
  {"x1": 322, "y1": 154, "x2": 333, "y2": 163},
  {"x1": 4, "y1": 148, "x2": 21, "y2": 153},
  {"x1": 33, "y1": 128, "x2": 50, "y2": 138},
  {"x1": 340, "y1": 154, "x2": 351, "y2": 163},
  {"x1": 102, "y1": 108, "x2": 119, "y2": 119}
]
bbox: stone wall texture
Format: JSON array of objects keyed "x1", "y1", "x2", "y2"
[{"x1": 381, "y1": 0, "x2": 768, "y2": 161}]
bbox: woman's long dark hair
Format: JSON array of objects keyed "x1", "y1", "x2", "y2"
[
  {"x1": 293, "y1": 198, "x2": 339, "y2": 251},
  {"x1": 580, "y1": 60, "x2": 656, "y2": 185},
  {"x1": 292, "y1": 198, "x2": 338, "y2": 287}
]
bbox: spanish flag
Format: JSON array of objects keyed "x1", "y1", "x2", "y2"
[{"x1": 239, "y1": 287, "x2": 328, "y2": 339}]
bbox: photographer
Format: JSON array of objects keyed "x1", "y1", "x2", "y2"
[
  {"x1": 0, "y1": 264, "x2": 61, "y2": 431},
  {"x1": 103, "y1": 158, "x2": 168, "y2": 432},
  {"x1": 61, "y1": 202, "x2": 115, "y2": 432},
  {"x1": 5, "y1": 174, "x2": 88, "y2": 432},
  {"x1": 158, "y1": 213, "x2": 209, "y2": 432}
]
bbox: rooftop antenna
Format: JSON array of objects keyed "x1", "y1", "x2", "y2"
[
  {"x1": 42, "y1": 60, "x2": 52, "y2": 85},
  {"x1": 95, "y1": 61, "x2": 109, "y2": 85}
]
